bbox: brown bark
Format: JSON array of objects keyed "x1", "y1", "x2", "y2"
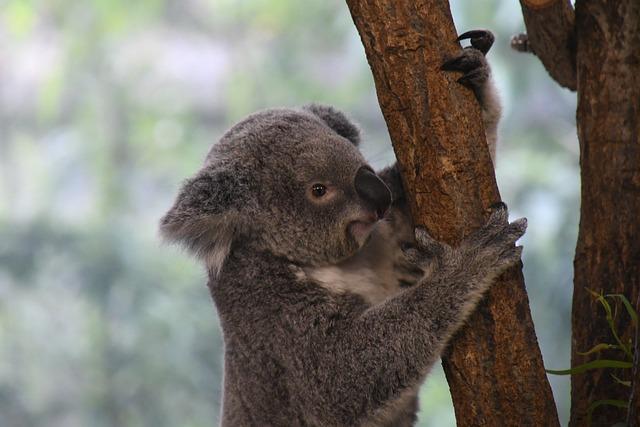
[
  {"x1": 345, "y1": 1, "x2": 558, "y2": 425},
  {"x1": 571, "y1": 1, "x2": 640, "y2": 425},
  {"x1": 519, "y1": 0, "x2": 577, "y2": 90},
  {"x1": 630, "y1": 294, "x2": 640, "y2": 426}
]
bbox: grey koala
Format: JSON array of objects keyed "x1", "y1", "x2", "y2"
[{"x1": 160, "y1": 30, "x2": 523, "y2": 426}]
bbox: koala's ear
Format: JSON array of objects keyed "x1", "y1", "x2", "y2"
[
  {"x1": 303, "y1": 103, "x2": 361, "y2": 146},
  {"x1": 159, "y1": 170, "x2": 244, "y2": 276}
]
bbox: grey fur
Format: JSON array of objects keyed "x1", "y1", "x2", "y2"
[
  {"x1": 160, "y1": 30, "x2": 515, "y2": 426},
  {"x1": 442, "y1": 29, "x2": 502, "y2": 162}
]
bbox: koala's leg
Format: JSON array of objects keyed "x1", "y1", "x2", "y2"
[{"x1": 441, "y1": 29, "x2": 502, "y2": 162}]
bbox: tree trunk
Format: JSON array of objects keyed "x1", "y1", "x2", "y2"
[
  {"x1": 519, "y1": 0, "x2": 640, "y2": 425},
  {"x1": 630, "y1": 294, "x2": 640, "y2": 427},
  {"x1": 345, "y1": 1, "x2": 559, "y2": 425},
  {"x1": 572, "y1": 1, "x2": 640, "y2": 425}
]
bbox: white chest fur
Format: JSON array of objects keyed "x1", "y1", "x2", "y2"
[{"x1": 302, "y1": 217, "x2": 421, "y2": 305}]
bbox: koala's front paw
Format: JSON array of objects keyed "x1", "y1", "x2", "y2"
[
  {"x1": 462, "y1": 202, "x2": 526, "y2": 283},
  {"x1": 441, "y1": 29, "x2": 494, "y2": 93},
  {"x1": 401, "y1": 203, "x2": 525, "y2": 289}
]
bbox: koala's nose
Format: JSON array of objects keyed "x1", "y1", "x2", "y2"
[{"x1": 354, "y1": 166, "x2": 392, "y2": 219}]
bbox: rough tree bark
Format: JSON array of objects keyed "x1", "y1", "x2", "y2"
[
  {"x1": 519, "y1": 0, "x2": 576, "y2": 90},
  {"x1": 345, "y1": 1, "x2": 559, "y2": 425},
  {"x1": 631, "y1": 294, "x2": 640, "y2": 426},
  {"x1": 519, "y1": 0, "x2": 640, "y2": 425}
]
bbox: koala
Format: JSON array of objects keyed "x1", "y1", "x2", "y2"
[
  {"x1": 441, "y1": 29, "x2": 502, "y2": 161},
  {"x1": 160, "y1": 30, "x2": 522, "y2": 426}
]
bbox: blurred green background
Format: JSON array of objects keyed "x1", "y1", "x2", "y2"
[{"x1": 0, "y1": 1, "x2": 579, "y2": 426}]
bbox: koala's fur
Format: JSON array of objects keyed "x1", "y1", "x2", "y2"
[{"x1": 160, "y1": 32, "x2": 524, "y2": 426}]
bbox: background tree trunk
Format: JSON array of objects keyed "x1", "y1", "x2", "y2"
[
  {"x1": 519, "y1": 0, "x2": 640, "y2": 425},
  {"x1": 573, "y1": 1, "x2": 640, "y2": 425},
  {"x1": 630, "y1": 294, "x2": 640, "y2": 427},
  {"x1": 345, "y1": 1, "x2": 559, "y2": 425}
]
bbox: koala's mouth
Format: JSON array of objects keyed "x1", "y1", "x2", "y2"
[{"x1": 347, "y1": 214, "x2": 379, "y2": 245}]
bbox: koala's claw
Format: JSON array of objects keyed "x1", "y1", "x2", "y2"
[
  {"x1": 457, "y1": 29, "x2": 495, "y2": 55},
  {"x1": 489, "y1": 201, "x2": 507, "y2": 212},
  {"x1": 501, "y1": 218, "x2": 528, "y2": 245}
]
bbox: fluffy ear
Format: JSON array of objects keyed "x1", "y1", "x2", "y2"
[
  {"x1": 159, "y1": 170, "x2": 243, "y2": 276},
  {"x1": 303, "y1": 103, "x2": 361, "y2": 146}
]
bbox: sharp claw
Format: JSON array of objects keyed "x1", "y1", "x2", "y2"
[
  {"x1": 517, "y1": 217, "x2": 528, "y2": 230},
  {"x1": 456, "y1": 30, "x2": 488, "y2": 42},
  {"x1": 489, "y1": 202, "x2": 507, "y2": 212},
  {"x1": 456, "y1": 29, "x2": 494, "y2": 55}
]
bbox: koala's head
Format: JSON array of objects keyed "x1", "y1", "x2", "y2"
[{"x1": 160, "y1": 104, "x2": 391, "y2": 275}]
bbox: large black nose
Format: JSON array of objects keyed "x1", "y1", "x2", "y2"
[{"x1": 354, "y1": 166, "x2": 392, "y2": 218}]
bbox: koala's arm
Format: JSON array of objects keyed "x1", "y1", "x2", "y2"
[{"x1": 287, "y1": 206, "x2": 525, "y2": 425}]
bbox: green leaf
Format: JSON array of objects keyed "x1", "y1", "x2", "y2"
[
  {"x1": 546, "y1": 359, "x2": 632, "y2": 375},
  {"x1": 607, "y1": 293, "x2": 638, "y2": 327},
  {"x1": 610, "y1": 373, "x2": 631, "y2": 387},
  {"x1": 586, "y1": 288, "x2": 613, "y2": 319},
  {"x1": 577, "y1": 343, "x2": 618, "y2": 356},
  {"x1": 588, "y1": 288, "x2": 633, "y2": 360},
  {"x1": 585, "y1": 288, "x2": 600, "y2": 298},
  {"x1": 587, "y1": 399, "x2": 628, "y2": 426}
]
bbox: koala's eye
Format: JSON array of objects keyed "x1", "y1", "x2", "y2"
[{"x1": 311, "y1": 183, "x2": 327, "y2": 198}]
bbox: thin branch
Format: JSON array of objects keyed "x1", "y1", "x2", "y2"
[{"x1": 519, "y1": 0, "x2": 577, "y2": 90}]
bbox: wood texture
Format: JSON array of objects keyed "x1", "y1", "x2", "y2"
[
  {"x1": 519, "y1": 0, "x2": 577, "y2": 90},
  {"x1": 345, "y1": 1, "x2": 559, "y2": 425},
  {"x1": 630, "y1": 294, "x2": 640, "y2": 426},
  {"x1": 523, "y1": 0, "x2": 557, "y2": 7},
  {"x1": 571, "y1": 1, "x2": 640, "y2": 425}
]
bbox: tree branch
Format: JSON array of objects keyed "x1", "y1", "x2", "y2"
[
  {"x1": 346, "y1": 0, "x2": 559, "y2": 425},
  {"x1": 518, "y1": 0, "x2": 577, "y2": 90}
]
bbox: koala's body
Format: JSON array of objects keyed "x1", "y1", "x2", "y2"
[{"x1": 160, "y1": 31, "x2": 523, "y2": 426}]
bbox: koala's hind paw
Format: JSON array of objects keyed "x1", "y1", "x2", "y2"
[
  {"x1": 442, "y1": 31, "x2": 493, "y2": 92},
  {"x1": 457, "y1": 29, "x2": 494, "y2": 55},
  {"x1": 441, "y1": 51, "x2": 486, "y2": 73}
]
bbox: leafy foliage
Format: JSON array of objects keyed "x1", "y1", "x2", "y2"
[{"x1": 546, "y1": 289, "x2": 637, "y2": 425}]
